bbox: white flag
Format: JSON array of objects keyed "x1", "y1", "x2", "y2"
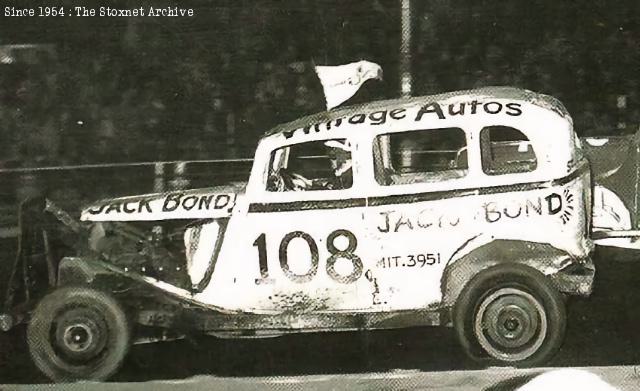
[{"x1": 315, "y1": 60, "x2": 383, "y2": 110}]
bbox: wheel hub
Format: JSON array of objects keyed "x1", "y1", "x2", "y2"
[
  {"x1": 63, "y1": 324, "x2": 94, "y2": 353},
  {"x1": 474, "y1": 287, "x2": 547, "y2": 362},
  {"x1": 54, "y1": 307, "x2": 108, "y2": 360},
  {"x1": 503, "y1": 318, "x2": 519, "y2": 332}
]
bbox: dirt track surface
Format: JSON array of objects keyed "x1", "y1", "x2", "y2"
[
  {"x1": 3, "y1": 367, "x2": 640, "y2": 390},
  {"x1": 1, "y1": 244, "x2": 640, "y2": 385}
]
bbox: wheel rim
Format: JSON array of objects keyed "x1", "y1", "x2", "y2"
[
  {"x1": 53, "y1": 307, "x2": 109, "y2": 362},
  {"x1": 474, "y1": 287, "x2": 547, "y2": 362},
  {"x1": 63, "y1": 324, "x2": 94, "y2": 353}
]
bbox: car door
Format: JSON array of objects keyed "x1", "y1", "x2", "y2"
[
  {"x1": 214, "y1": 136, "x2": 380, "y2": 313},
  {"x1": 364, "y1": 126, "x2": 478, "y2": 311}
]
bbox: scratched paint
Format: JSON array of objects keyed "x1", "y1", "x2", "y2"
[
  {"x1": 268, "y1": 291, "x2": 330, "y2": 314},
  {"x1": 77, "y1": 88, "x2": 592, "y2": 321}
]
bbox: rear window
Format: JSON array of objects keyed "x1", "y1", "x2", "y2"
[{"x1": 480, "y1": 126, "x2": 537, "y2": 175}]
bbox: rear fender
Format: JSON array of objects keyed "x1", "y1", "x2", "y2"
[
  {"x1": 56, "y1": 257, "x2": 190, "y2": 331},
  {"x1": 440, "y1": 239, "x2": 575, "y2": 308},
  {"x1": 57, "y1": 257, "x2": 128, "y2": 289}
]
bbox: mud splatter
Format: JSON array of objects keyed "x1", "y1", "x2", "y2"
[{"x1": 269, "y1": 291, "x2": 330, "y2": 314}]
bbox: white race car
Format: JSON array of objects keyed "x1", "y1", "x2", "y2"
[{"x1": 12, "y1": 87, "x2": 595, "y2": 381}]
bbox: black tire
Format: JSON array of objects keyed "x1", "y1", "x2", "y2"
[
  {"x1": 27, "y1": 286, "x2": 131, "y2": 382},
  {"x1": 453, "y1": 263, "x2": 566, "y2": 367}
]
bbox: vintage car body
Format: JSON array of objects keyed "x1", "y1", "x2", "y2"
[{"x1": 9, "y1": 87, "x2": 596, "y2": 381}]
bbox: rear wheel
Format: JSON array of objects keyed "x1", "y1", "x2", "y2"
[
  {"x1": 27, "y1": 287, "x2": 130, "y2": 382},
  {"x1": 453, "y1": 264, "x2": 566, "y2": 367}
]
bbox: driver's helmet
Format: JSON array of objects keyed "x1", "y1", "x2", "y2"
[
  {"x1": 324, "y1": 139, "x2": 351, "y2": 153},
  {"x1": 324, "y1": 139, "x2": 352, "y2": 175}
]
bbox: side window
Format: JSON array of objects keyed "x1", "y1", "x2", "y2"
[
  {"x1": 266, "y1": 138, "x2": 353, "y2": 192},
  {"x1": 480, "y1": 126, "x2": 537, "y2": 175},
  {"x1": 374, "y1": 128, "x2": 468, "y2": 186}
]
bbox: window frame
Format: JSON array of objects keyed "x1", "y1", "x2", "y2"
[
  {"x1": 265, "y1": 137, "x2": 355, "y2": 193},
  {"x1": 479, "y1": 125, "x2": 538, "y2": 176},
  {"x1": 372, "y1": 127, "x2": 471, "y2": 187}
]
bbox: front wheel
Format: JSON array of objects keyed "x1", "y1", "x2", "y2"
[
  {"x1": 453, "y1": 264, "x2": 566, "y2": 367},
  {"x1": 27, "y1": 287, "x2": 131, "y2": 382}
]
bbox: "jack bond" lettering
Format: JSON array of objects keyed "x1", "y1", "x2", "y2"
[
  {"x1": 376, "y1": 192, "x2": 571, "y2": 233},
  {"x1": 484, "y1": 194, "x2": 557, "y2": 222},
  {"x1": 88, "y1": 193, "x2": 232, "y2": 215}
]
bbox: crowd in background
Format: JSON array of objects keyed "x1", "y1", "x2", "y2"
[
  {"x1": 413, "y1": 1, "x2": 640, "y2": 137},
  {"x1": 0, "y1": 0, "x2": 638, "y2": 170}
]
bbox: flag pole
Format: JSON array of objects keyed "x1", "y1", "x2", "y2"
[
  {"x1": 400, "y1": 0, "x2": 412, "y2": 98},
  {"x1": 379, "y1": 0, "x2": 413, "y2": 169}
]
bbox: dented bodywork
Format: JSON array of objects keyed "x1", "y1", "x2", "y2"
[{"x1": 8, "y1": 87, "x2": 596, "y2": 337}]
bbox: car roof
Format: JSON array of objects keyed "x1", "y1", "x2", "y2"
[{"x1": 262, "y1": 86, "x2": 571, "y2": 140}]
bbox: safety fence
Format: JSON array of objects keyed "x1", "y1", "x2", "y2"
[{"x1": 0, "y1": 159, "x2": 254, "y2": 237}]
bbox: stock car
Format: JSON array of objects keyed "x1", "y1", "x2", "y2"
[{"x1": 3, "y1": 87, "x2": 595, "y2": 381}]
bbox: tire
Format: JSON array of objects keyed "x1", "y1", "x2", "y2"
[
  {"x1": 27, "y1": 286, "x2": 131, "y2": 382},
  {"x1": 453, "y1": 263, "x2": 566, "y2": 367}
]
